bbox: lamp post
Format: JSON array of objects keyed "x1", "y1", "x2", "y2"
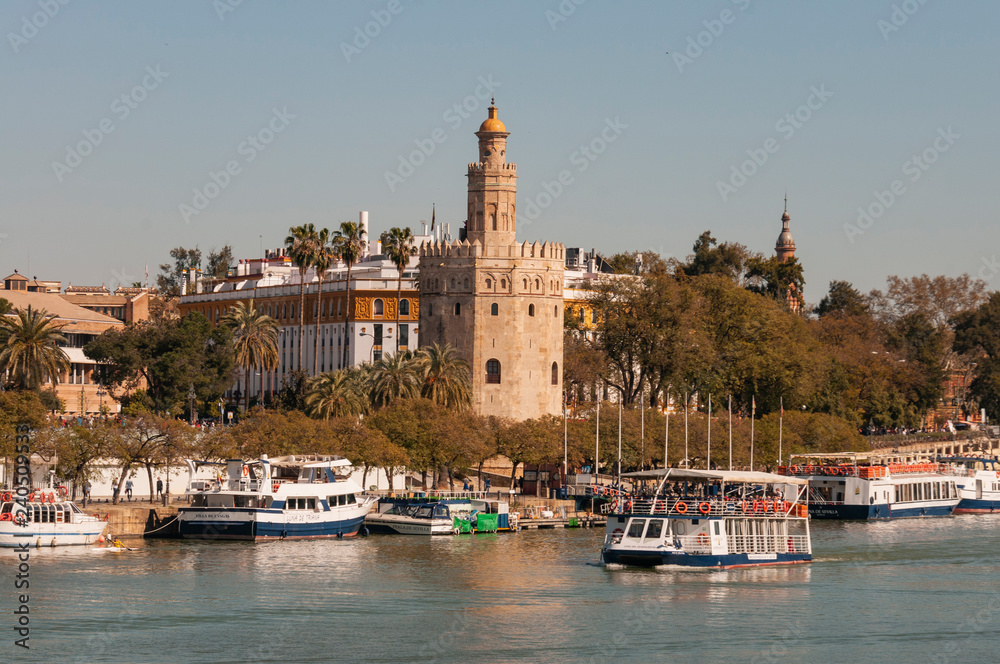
[
  {"x1": 359, "y1": 328, "x2": 376, "y2": 364},
  {"x1": 96, "y1": 385, "x2": 107, "y2": 419},
  {"x1": 218, "y1": 398, "x2": 226, "y2": 425}
]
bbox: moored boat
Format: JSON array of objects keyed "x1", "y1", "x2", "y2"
[
  {"x1": 0, "y1": 490, "x2": 106, "y2": 548},
  {"x1": 600, "y1": 469, "x2": 812, "y2": 569},
  {"x1": 366, "y1": 494, "x2": 518, "y2": 535},
  {"x1": 937, "y1": 456, "x2": 1000, "y2": 514},
  {"x1": 365, "y1": 501, "x2": 457, "y2": 535},
  {"x1": 780, "y1": 453, "x2": 960, "y2": 520},
  {"x1": 177, "y1": 454, "x2": 376, "y2": 541}
]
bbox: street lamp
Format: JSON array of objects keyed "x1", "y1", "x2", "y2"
[
  {"x1": 359, "y1": 328, "x2": 376, "y2": 364},
  {"x1": 218, "y1": 398, "x2": 226, "y2": 425},
  {"x1": 96, "y1": 385, "x2": 107, "y2": 418}
]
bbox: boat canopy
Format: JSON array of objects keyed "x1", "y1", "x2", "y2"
[{"x1": 622, "y1": 468, "x2": 809, "y2": 486}]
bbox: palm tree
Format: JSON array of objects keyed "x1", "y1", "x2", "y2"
[
  {"x1": 416, "y1": 343, "x2": 472, "y2": 412},
  {"x1": 312, "y1": 228, "x2": 335, "y2": 376},
  {"x1": 368, "y1": 352, "x2": 421, "y2": 409},
  {"x1": 304, "y1": 370, "x2": 367, "y2": 420},
  {"x1": 0, "y1": 306, "x2": 70, "y2": 390},
  {"x1": 284, "y1": 224, "x2": 319, "y2": 372},
  {"x1": 221, "y1": 301, "x2": 279, "y2": 412},
  {"x1": 380, "y1": 226, "x2": 416, "y2": 355},
  {"x1": 332, "y1": 221, "x2": 367, "y2": 371}
]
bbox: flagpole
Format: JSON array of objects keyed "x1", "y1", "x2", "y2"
[
  {"x1": 750, "y1": 396, "x2": 756, "y2": 471},
  {"x1": 707, "y1": 393, "x2": 712, "y2": 470},
  {"x1": 595, "y1": 395, "x2": 600, "y2": 480},
  {"x1": 779, "y1": 396, "x2": 784, "y2": 467},
  {"x1": 728, "y1": 395, "x2": 733, "y2": 471},
  {"x1": 640, "y1": 388, "x2": 645, "y2": 471},
  {"x1": 684, "y1": 392, "x2": 689, "y2": 469},
  {"x1": 664, "y1": 388, "x2": 670, "y2": 469},
  {"x1": 617, "y1": 389, "x2": 622, "y2": 486}
]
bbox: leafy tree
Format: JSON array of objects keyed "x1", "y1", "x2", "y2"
[
  {"x1": 954, "y1": 293, "x2": 1000, "y2": 419},
  {"x1": 368, "y1": 352, "x2": 421, "y2": 409},
  {"x1": 874, "y1": 273, "x2": 987, "y2": 329},
  {"x1": 0, "y1": 306, "x2": 70, "y2": 390},
  {"x1": 83, "y1": 312, "x2": 236, "y2": 413},
  {"x1": 332, "y1": 221, "x2": 367, "y2": 370},
  {"x1": 157, "y1": 246, "x2": 202, "y2": 296},
  {"x1": 380, "y1": 226, "x2": 417, "y2": 355},
  {"x1": 206, "y1": 245, "x2": 234, "y2": 280},
  {"x1": 676, "y1": 231, "x2": 757, "y2": 284},
  {"x1": 814, "y1": 280, "x2": 870, "y2": 318},
  {"x1": 54, "y1": 423, "x2": 115, "y2": 499},
  {"x1": 416, "y1": 343, "x2": 471, "y2": 412},
  {"x1": 221, "y1": 301, "x2": 279, "y2": 412},
  {"x1": 108, "y1": 416, "x2": 194, "y2": 504},
  {"x1": 0, "y1": 390, "x2": 50, "y2": 463},
  {"x1": 285, "y1": 224, "x2": 319, "y2": 372},
  {"x1": 304, "y1": 370, "x2": 367, "y2": 420},
  {"x1": 0, "y1": 297, "x2": 11, "y2": 315},
  {"x1": 605, "y1": 250, "x2": 669, "y2": 276},
  {"x1": 745, "y1": 255, "x2": 805, "y2": 311}
]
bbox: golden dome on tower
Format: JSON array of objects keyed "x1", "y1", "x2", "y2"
[{"x1": 478, "y1": 100, "x2": 506, "y2": 133}]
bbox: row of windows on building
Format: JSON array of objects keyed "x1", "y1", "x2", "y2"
[
  {"x1": 425, "y1": 276, "x2": 560, "y2": 295},
  {"x1": 485, "y1": 359, "x2": 559, "y2": 386},
  {"x1": 428, "y1": 302, "x2": 563, "y2": 317},
  {"x1": 196, "y1": 298, "x2": 412, "y2": 325}
]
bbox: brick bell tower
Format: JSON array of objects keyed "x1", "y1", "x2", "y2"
[{"x1": 418, "y1": 100, "x2": 564, "y2": 420}]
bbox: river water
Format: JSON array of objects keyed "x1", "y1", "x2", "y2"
[{"x1": 4, "y1": 516, "x2": 1000, "y2": 663}]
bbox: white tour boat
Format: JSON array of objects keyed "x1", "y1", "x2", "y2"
[
  {"x1": 601, "y1": 469, "x2": 812, "y2": 569},
  {"x1": 365, "y1": 501, "x2": 457, "y2": 535},
  {"x1": 0, "y1": 489, "x2": 107, "y2": 548},
  {"x1": 177, "y1": 455, "x2": 376, "y2": 541},
  {"x1": 366, "y1": 494, "x2": 517, "y2": 535},
  {"x1": 937, "y1": 455, "x2": 1000, "y2": 514},
  {"x1": 780, "y1": 453, "x2": 960, "y2": 520}
]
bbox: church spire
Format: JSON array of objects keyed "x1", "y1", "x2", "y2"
[{"x1": 776, "y1": 195, "x2": 795, "y2": 263}]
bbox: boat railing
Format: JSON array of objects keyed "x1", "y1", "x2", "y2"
[
  {"x1": 673, "y1": 535, "x2": 712, "y2": 554},
  {"x1": 606, "y1": 497, "x2": 807, "y2": 518},
  {"x1": 726, "y1": 534, "x2": 810, "y2": 555},
  {"x1": 367, "y1": 490, "x2": 491, "y2": 500},
  {"x1": 781, "y1": 462, "x2": 955, "y2": 478}
]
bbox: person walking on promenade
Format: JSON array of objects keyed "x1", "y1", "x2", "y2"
[
  {"x1": 112, "y1": 477, "x2": 119, "y2": 503},
  {"x1": 125, "y1": 477, "x2": 134, "y2": 502},
  {"x1": 156, "y1": 477, "x2": 164, "y2": 499},
  {"x1": 83, "y1": 480, "x2": 92, "y2": 507}
]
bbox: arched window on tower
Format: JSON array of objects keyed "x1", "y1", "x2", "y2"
[
  {"x1": 500, "y1": 278, "x2": 507, "y2": 289},
  {"x1": 486, "y1": 278, "x2": 492, "y2": 289},
  {"x1": 554, "y1": 305, "x2": 558, "y2": 317},
  {"x1": 491, "y1": 303, "x2": 498, "y2": 316},
  {"x1": 463, "y1": 277, "x2": 470, "y2": 290},
  {"x1": 454, "y1": 302, "x2": 461, "y2": 316},
  {"x1": 535, "y1": 278, "x2": 541, "y2": 290},
  {"x1": 551, "y1": 362, "x2": 559, "y2": 385},
  {"x1": 486, "y1": 359, "x2": 501, "y2": 384},
  {"x1": 523, "y1": 278, "x2": 528, "y2": 290},
  {"x1": 399, "y1": 299, "x2": 410, "y2": 316},
  {"x1": 528, "y1": 304, "x2": 535, "y2": 317},
  {"x1": 491, "y1": 213, "x2": 497, "y2": 231}
]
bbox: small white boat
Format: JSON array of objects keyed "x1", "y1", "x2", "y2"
[
  {"x1": 365, "y1": 502, "x2": 457, "y2": 535},
  {"x1": 0, "y1": 490, "x2": 107, "y2": 548},
  {"x1": 177, "y1": 454, "x2": 376, "y2": 541}
]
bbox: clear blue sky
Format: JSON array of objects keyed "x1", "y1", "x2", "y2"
[{"x1": 3, "y1": 0, "x2": 998, "y2": 303}]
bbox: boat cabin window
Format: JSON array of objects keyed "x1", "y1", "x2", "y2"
[
  {"x1": 414, "y1": 506, "x2": 434, "y2": 519},
  {"x1": 626, "y1": 519, "x2": 646, "y2": 539},
  {"x1": 713, "y1": 521, "x2": 721, "y2": 536},
  {"x1": 433, "y1": 505, "x2": 450, "y2": 519},
  {"x1": 346, "y1": 494, "x2": 356, "y2": 504},
  {"x1": 643, "y1": 520, "x2": 663, "y2": 540},
  {"x1": 287, "y1": 498, "x2": 317, "y2": 510}
]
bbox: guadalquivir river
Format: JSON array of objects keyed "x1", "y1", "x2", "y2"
[{"x1": 4, "y1": 517, "x2": 1000, "y2": 663}]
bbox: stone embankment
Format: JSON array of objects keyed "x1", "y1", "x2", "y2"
[{"x1": 83, "y1": 501, "x2": 179, "y2": 539}]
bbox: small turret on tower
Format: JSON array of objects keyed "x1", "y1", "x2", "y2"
[{"x1": 775, "y1": 195, "x2": 796, "y2": 263}]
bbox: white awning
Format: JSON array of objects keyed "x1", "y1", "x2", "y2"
[
  {"x1": 63, "y1": 347, "x2": 95, "y2": 364},
  {"x1": 622, "y1": 468, "x2": 808, "y2": 486}
]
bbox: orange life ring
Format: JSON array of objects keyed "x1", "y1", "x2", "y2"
[
  {"x1": 0, "y1": 513, "x2": 11, "y2": 522},
  {"x1": 272, "y1": 482, "x2": 280, "y2": 493},
  {"x1": 791, "y1": 465, "x2": 801, "y2": 474},
  {"x1": 696, "y1": 533, "x2": 710, "y2": 546},
  {"x1": 27, "y1": 492, "x2": 36, "y2": 503},
  {"x1": 740, "y1": 500, "x2": 749, "y2": 513},
  {"x1": 241, "y1": 465, "x2": 249, "y2": 477},
  {"x1": 698, "y1": 502, "x2": 711, "y2": 515},
  {"x1": 48, "y1": 492, "x2": 56, "y2": 503},
  {"x1": 674, "y1": 501, "x2": 689, "y2": 514},
  {"x1": 625, "y1": 500, "x2": 633, "y2": 512},
  {"x1": 13, "y1": 512, "x2": 26, "y2": 525},
  {"x1": 1, "y1": 492, "x2": 10, "y2": 502},
  {"x1": 752, "y1": 499, "x2": 762, "y2": 514},
  {"x1": 58, "y1": 486, "x2": 69, "y2": 498}
]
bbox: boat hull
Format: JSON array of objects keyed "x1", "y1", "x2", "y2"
[
  {"x1": 364, "y1": 515, "x2": 454, "y2": 536},
  {"x1": 808, "y1": 501, "x2": 955, "y2": 520},
  {"x1": 601, "y1": 548, "x2": 812, "y2": 568},
  {"x1": 177, "y1": 507, "x2": 368, "y2": 541},
  {"x1": 954, "y1": 499, "x2": 1000, "y2": 514},
  {"x1": 0, "y1": 521, "x2": 106, "y2": 548}
]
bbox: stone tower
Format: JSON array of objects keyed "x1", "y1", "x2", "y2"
[
  {"x1": 418, "y1": 101, "x2": 564, "y2": 420},
  {"x1": 775, "y1": 196, "x2": 796, "y2": 263}
]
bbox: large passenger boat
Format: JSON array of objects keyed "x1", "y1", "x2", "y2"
[
  {"x1": 780, "y1": 453, "x2": 960, "y2": 520},
  {"x1": 600, "y1": 469, "x2": 812, "y2": 569},
  {"x1": 177, "y1": 455, "x2": 376, "y2": 541},
  {"x1": 937, "y1": 456, "x2": 1000, "y2": 514},
  {"x1": 0, "y1": 490, "x2": 106, "y2": 548}
]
